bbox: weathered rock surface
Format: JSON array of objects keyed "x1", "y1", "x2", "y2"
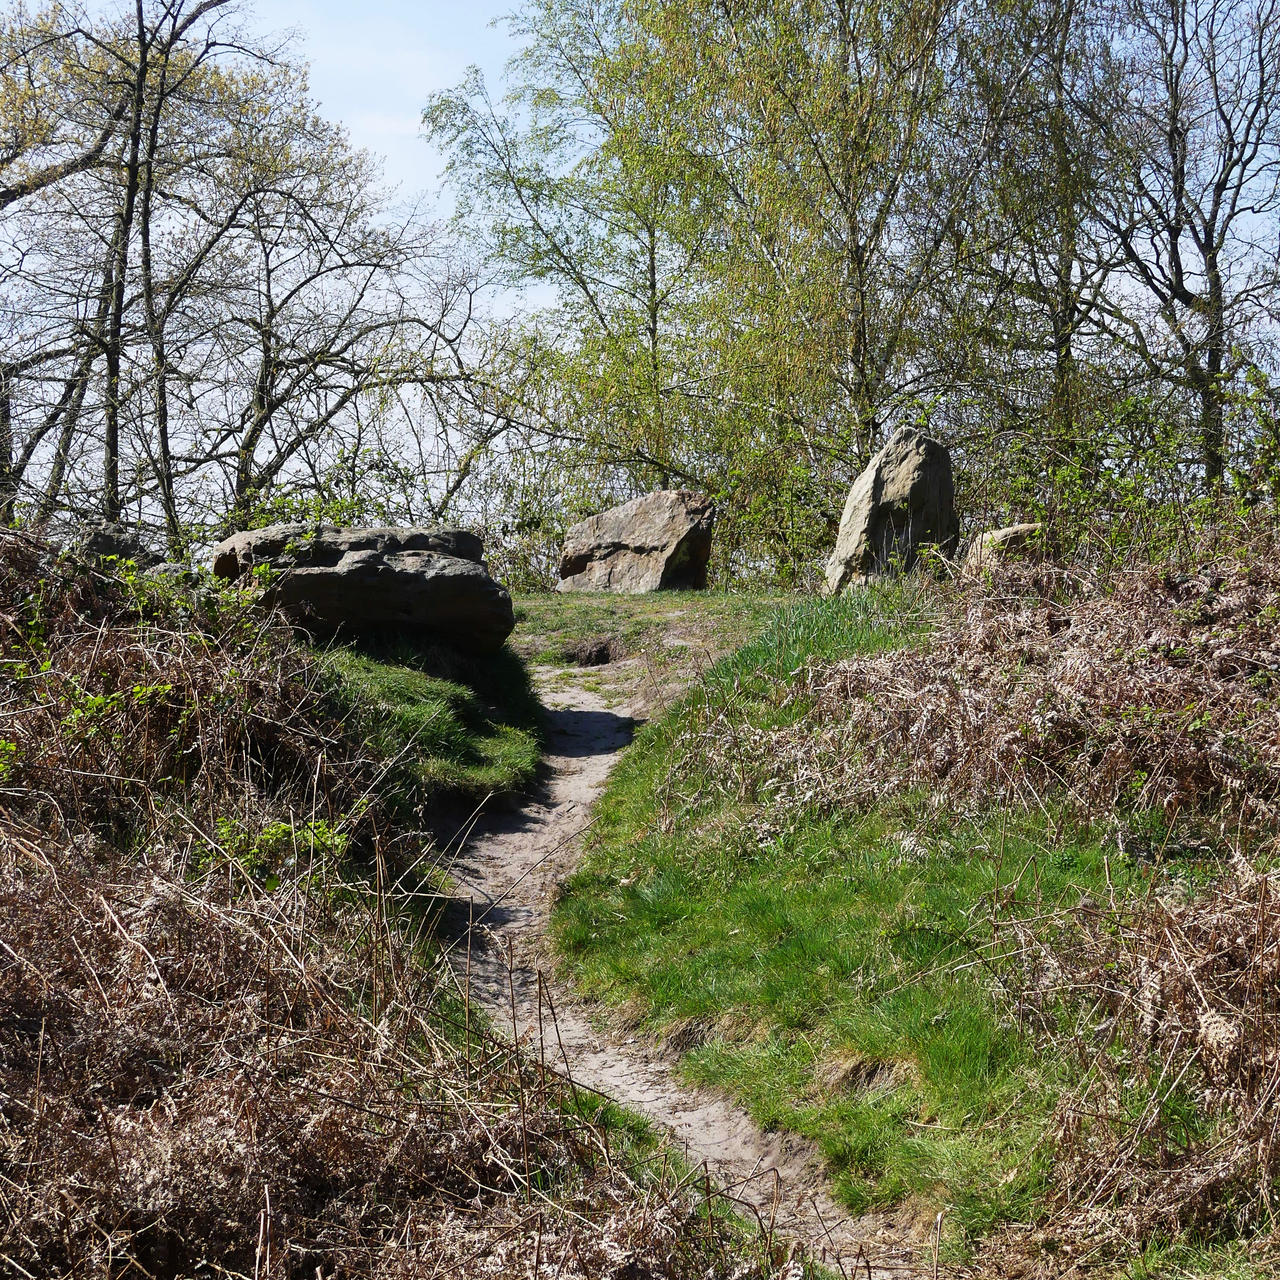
[
  {"x1": 211, "y1": 524, "x2": 484, "y2": 576},
  {"x1": 70, "y1": 520, "x2": 161, "y2": 569},
  {"x1": 558, "y1": 490, "x2": 715, "y2": 593},
  {"x1": 962, "y1": 522, "x2": 1045, "y2": 575},
  {"x1": 211, "y1": 523, "x2": 514, "y2": 652},
  {"x1": 824, "y1": 427, "x2": 959, "y2": 594}
]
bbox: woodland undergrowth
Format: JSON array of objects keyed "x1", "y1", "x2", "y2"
[{"x1": 0, "y1": 531, "x2": 782, "y2": 1280}]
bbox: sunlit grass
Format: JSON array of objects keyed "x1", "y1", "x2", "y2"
[
  {"x1": 325, "y1": 637, "x2": 543, "y2": 809},
  {"x1": 552, "y1": 582, "x2": 1143, "y2": 1248},
  {"x1": 512, "y1": 589, "x2": 785, "y2": 666}
]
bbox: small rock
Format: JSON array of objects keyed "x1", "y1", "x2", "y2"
[
  {"x1": 69, "y1": 519, "x2": 161, "y2": 569},
  {"x1": 962, "y1": 522, "x2": 1045, "y2": 575},
  {"x1": 143, "y1": 562, "x2": 201, "y2": 586}
]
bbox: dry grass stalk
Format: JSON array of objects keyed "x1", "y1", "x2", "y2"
[
  {"x1": 676, "y1": 559, "x2": 1280, "y2": 843},
  {"x1": 1, "y1": 832, "x2": 778, "y2": 1278},
  {"x1": 999, "y1": 858, "x2": 1280, "y2": 1242}
]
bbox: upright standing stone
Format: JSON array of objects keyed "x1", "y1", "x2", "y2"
[
  {"x1": 824, "y1": 427, "x2": 959, "y2": 594},
  {"x1": 558, "y1": 490, "x2": 715, "y2": 593}
]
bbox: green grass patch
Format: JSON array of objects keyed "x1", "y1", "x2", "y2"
[
  {"x1": 324, "y1": 636, "x2": 543, "y2": 812},
  {"x1": 552, "y1": 583, "x2": 1155, "y2": 1249},
  {"x1": 1123, "y1": 1236, "x2": 1280, "y2": 1280},
  {"x1": 512, "y1": 589, "x2": 784, "y2": 666}
]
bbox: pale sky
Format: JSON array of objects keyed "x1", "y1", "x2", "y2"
[{"x1": 247, "y1": 0, "x2": 518, "y2": 208}]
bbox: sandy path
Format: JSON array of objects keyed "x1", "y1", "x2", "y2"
[{"x1": 447, "y1": 660, "x2": 932, "y2": 1277}]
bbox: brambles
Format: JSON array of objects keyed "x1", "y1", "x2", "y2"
[
  {"x1": 0, "y1": 831, "x2": 782, "y2": 1278},
  {"x1": 205, "y1": 815, "x2": 351, "y2": 885},
  {"x1": 1010, "y1": 859, "x2": 1280, "y2": 1242},
  {"x1": 0, "y1": 531, "x2": 367, "y2": 856}
]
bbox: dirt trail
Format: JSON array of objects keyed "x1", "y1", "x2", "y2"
[{"x1": 447, "y1": 658, "x2": 932, "y2": 1278}]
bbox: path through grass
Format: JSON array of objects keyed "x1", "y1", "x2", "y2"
[
  {"x1": 552, "y1": 584, "x2": 1149, "y2": 1258},
  {"x1": 512, "y1": 590, "x2": 784, "y2": 669}
]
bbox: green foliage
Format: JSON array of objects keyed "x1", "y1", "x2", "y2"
[
  {"x1": 423, "y1": 0, "x2": 885, "y2": 584},
  {"x1": 471, "y1": 450, "x2": 617, "y2": 592},
  {"x1": 206, "y1": 815, "x2": 350, "y2": 887},
  {"x1": 110, "y1": 557, "x2": 269, "y2": 633},
  {"x1": 1125, "y1": 1237, "x2": 1280, "y2": 1280},
  {"x1": 244, "y1": 444, "x2": 431, "y2": 530},
  {"x1": 1228, "y1": 362, "x2": 1280, "y2": 506}
]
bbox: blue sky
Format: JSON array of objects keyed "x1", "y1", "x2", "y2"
[{"x1": 248, "y1": 0, "x2": 518, "y2": 207}]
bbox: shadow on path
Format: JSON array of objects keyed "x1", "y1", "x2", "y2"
[
  {"x1": 544, "y1": 706, "x2": 636, "y2": 757},
  {"x1": 433, "y1": 704, "x2": 634, "y2": 951},
  {"x1": 425, "y1": 670, "x2": 923, "y2": 1278}
]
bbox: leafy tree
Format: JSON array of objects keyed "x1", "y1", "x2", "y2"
[
  {"x1": 425, "y1": 1, "x2": 722, "y2": 490},
  {"x1": 429, "y1": 0, "x2": 1086, "y2": 575},
  {"x1": 0, "y1": 1, "x2": 130, "y2": 211}
]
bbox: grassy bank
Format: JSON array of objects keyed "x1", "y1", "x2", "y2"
[
  {"x1": 321, "y1": 587, "x2": 787, "y2": 822},
  {"x1": 324, "y1": 636, "x2": 542, "y2": 813},
  {"x1": 553, "y1": 568, "x2": 1280, "y2": 1275},
  {"x1": 0, "y1": 536, "x2": 785, "y2": 1280}
]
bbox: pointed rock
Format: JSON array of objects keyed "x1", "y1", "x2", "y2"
[{"x1": 824, "y1": 428, "x2": 959, "y2": 594}]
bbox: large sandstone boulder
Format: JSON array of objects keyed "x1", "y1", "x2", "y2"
[
  {"x1": 558, "y1": 490, "x2": 715, "y2": 593},
  {"x1": 211, "y1": 524, "x2": 514, "y2": 653},
  {"x1": 962, "y1": 522, "x2": 1045, "y2": 576},
  {"x1": 824, "y1": 427, "x2": 959, "y2": 594}
]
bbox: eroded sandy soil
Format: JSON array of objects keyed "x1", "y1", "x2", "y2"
[{"x1": 446, "y1": 655, "x2": 933, "y2": 1277}]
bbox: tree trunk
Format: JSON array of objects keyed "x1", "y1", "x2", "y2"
[
  {"x1": 0, "y1": 366, "x2": 14, "y2": 524},
  {"x1": 138, "y1": 41, "x2": 181, "y2": 554},
  {"x1": 1048, "y1": 0, "x2": 1081, "y2": 471},
  {"x1": 103, "y1": 11, "x2": 149, "y2": 521},
  {"x1": 1200, "y1": 266, "x2": 1226, "y2": 486}
]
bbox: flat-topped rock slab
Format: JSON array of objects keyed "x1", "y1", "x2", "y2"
[{"x1": 212, "y1": 523, "x2": 514, "y2": 653}]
